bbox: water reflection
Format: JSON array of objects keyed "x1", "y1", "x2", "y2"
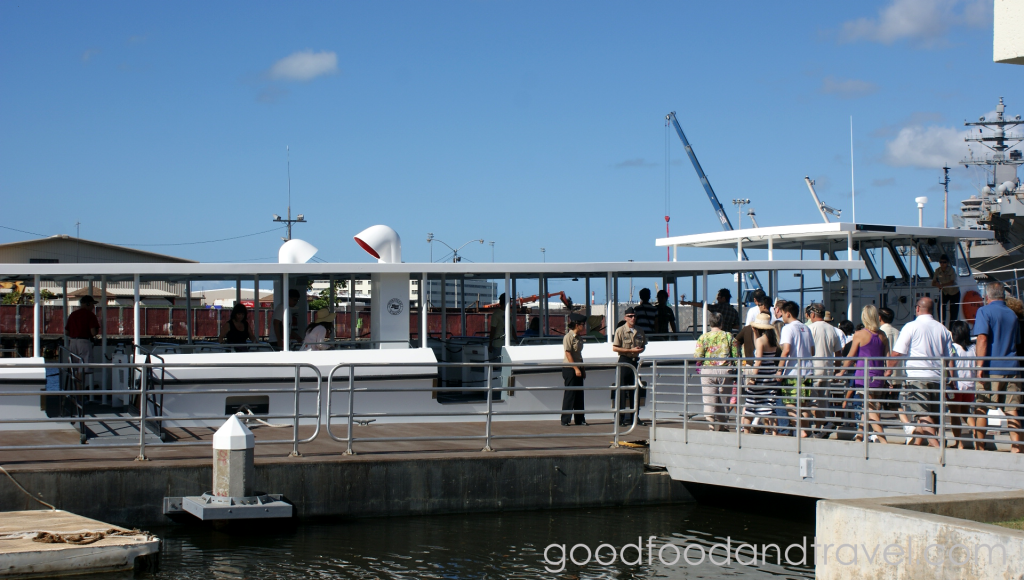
[{"x1": 139, "y1": 503, "x2": 814, "y2": 579}]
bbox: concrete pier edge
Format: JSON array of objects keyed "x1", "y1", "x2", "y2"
[{"x1": 0, "y1": 451, "x2": 692, "y2": 527}]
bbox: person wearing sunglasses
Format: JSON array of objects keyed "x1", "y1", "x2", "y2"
[{"x1": 612, "y1": 307, "x2": 647, "y2": 426}]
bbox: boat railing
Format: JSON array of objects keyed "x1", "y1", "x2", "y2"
[
  {"x1": 645, "y1": 355, "x2": 1024, "y2": 462},
  {"x1": 0, "y1": 360, "x2": 323, "y2": 459},
  {"x1": 324, "y1": 360, "x2": 643, "y2": 454}
]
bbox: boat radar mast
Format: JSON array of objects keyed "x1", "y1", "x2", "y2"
[{"x1": 962, "y1": 96, "x2": 1023, "y2": 188}]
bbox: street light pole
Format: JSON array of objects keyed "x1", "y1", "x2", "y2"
[
  {"x1": 732, "y1": 199, "x2": 751, "y2": 229},
  {"x1": 541, "y1": 248, "x2": 546, "y2": 263},
  {"x1": 489, "y1": 241, "x2": 495, "y2": 262}
]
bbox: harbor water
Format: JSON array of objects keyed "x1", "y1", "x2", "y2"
[{"x1": 129, "y1": 499, "x2": 814, "y2": 579}]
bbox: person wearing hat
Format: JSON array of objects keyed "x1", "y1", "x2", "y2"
[
  {"x1": 561, "y1": 312, "x2": 589, "y2": 426},
  {"x1": 65, "y1": 294, "x2": 100, "y2": 387},
  {"x1": 301, "y1": 308, "x2": 337, "y2": 351},
  {"x1": 612, "y1": 306, "x2": 648, "y2": 426}
]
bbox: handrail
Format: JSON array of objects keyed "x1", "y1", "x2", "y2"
[
  {"x1": 0, "y1": 360, "x2": 322, "y2": 460},
  {"x1": 646, "y1": 354, "x2": 1024, "y2": 461},
  {"x1": 323, "y1": 360, "x2": 643, "y2": 454}
]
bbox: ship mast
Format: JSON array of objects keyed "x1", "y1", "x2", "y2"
[{"x1": 962, "y1": 97, "x2": 1023, "y2": 188}]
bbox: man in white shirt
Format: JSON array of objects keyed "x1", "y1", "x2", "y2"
[
  {"x1": 777, "y1": 301, "x2": 815, "y2": 437},
  {"x1": 886, "y1": 297, "x2": 954, "y2": 447},
  {"x1": 806, "y1": 303, "x2": 842, "y2": 436},
  {"x1": 744, "y1": 289, "x2": 780, "y2": 327}
]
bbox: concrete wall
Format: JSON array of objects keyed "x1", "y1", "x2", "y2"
[
  {"x1": 995, "y1": 0, "x2": 1024, "y2": 65},
  {"x1": 650, "y1": 427, "x2": 1024, "y2": 499},
  {"x1": 0, "y1": 452, "x2": 692, "y2": 527},
  {"x1": 816, "y1": 492, "x2": 1024, "y2": 579}
]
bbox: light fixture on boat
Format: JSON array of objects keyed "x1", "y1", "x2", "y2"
[
  {"x1": 354, "y1": 225, "x2": 402, "y2": 264},
  {"x1": 278, "y1": 239, "x2": 318, "y2": 264}
]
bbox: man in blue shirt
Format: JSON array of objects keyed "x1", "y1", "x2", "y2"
[{"x1": 973, "y1": 282, "x2": 1021, "y2": 451}]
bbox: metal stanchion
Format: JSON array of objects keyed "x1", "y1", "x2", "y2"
[
  {"x1": 290, "y1": 365, "x2": 301, "y2": 457},
  {"x1": 345, "y1": 366, "x2": 355, "y2": 455},
  {"x1": 482, "y1": 364, "x2": 494, "y2": 452}
]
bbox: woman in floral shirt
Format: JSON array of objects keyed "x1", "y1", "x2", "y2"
[{"x1": 695, "y1": 311, "x2": 738, "y2": 431}]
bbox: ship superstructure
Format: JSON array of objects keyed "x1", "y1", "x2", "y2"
[{"x1": 956, "y1": 97, "x2": 1024, "y2": 280}]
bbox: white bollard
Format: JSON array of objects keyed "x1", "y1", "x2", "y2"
[{"x1": 212, "y1": 415, "x2": 254, "y2": 498}]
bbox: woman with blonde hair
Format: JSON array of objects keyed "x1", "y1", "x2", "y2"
[{"x1": 840, "y1": 304, "x2": 889, "y2": 443}]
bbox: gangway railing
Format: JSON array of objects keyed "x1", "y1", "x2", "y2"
[
  {"x1": 323, "y1": 360, "x2": 643, "y2": 454},
  {"x1": 646, "y1": 355, "x2": 1024, "y2": 465},
  {"x1": 0, "y1": 361, "x2": 322, "y2": 460}
]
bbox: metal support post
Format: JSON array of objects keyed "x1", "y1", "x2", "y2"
[
  {"x1": 504, "y1": 273, "x2": 511, "y2": 348},
  {"x1": 736, "y1": 363, "x2": 743, "y2": 448},
  {"x1": 282, "y1": 275, "x2": 290, "y2": 351},
  {"x1": 460, "y1": 279, "x2": 466, "y2": 337},
  {"x1": 651, "y1": 360, "x2": 658, "y2": 441},
  {"x1": 440, "y1": 274, "x2": 447, "y2": 341},
  {"x1": 344, "y1": 366, "x2": 355, "y2": 455},
  {"x1": 702, "y1": 271, "x2": 708, "y2": 334},
  {"x1": 32, "y1": 275, "x2": 40, "y2": 358},
  {"x1": 61, "y1": 281, "x2": 69, "y2": 356},
  {"x1": 349, "y1": 275, "x2": 356, "y2": 340},
  {"x1": 133, "y1": 275, "x2": 141, "y2": 358},
  {"x1": 683, "y1": 360, "x2": 689, "y2": 444},
  {"x1": 186, "y1": 280, "x2": 192, "y2": 344},
  {"x1": 482, "y1": 364, "x2": 494, "y2": 452},
  {"x1": 136, "y1": 359, "x2": 148, "y2": 461},
  {"x1": 584, "y1": 277, "x2": 591, "y2": 318},
  {"x1": 796, "y1": 367, "x2": 802, "y2": 454},
  {"x1": 939, "y1": 363, "x2": 947, "y2": 466},
  {"x1": 422, "y1": 273, "x2": 429, "y2": 347},
  {"x1": 235, "y1": 278, "x2": 241, "y2": 307},
  {"x1": 606, "y1": 273, "x2": 613, "y2": 345},
  {"x1": 863, "y1": 356, "x2": 870, "y2": 459},
  {"x1": 290, "y1": 364, "x2": 301, "y2": 457},
  {"x1": 101, "y1": 276, "x2": 108, "y2": 396},
  {"x1": 847, "y1": 232, "x2": 854, "y2": 323},
  {"x1": 253, "y1": 275, "x2": 261, "y2": 339},
  {"x1": 612, "y1": 363, "x2": 621, "y2": 448}
]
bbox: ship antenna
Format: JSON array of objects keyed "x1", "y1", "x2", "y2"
[
  {"x1": 941, "y1": 165, "x2": 950, "y2": 228},
  {"x1": 850, "y1": 116, "x2": 856, "y2": 224}
]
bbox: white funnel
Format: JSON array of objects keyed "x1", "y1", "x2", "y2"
[
  {"x1": 354, "y1": 225, "x2": 402, "y2": 263},
  {"x1": 278, "y1": 239, "x2": 318, "y2": 264}
]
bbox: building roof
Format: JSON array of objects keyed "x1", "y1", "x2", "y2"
[{"x1": 0, "y1": 236, "x2": 196, "y2": 264}]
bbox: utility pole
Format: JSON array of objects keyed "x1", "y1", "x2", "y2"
[
  {"x1": 75, "y1": 221, "x2": 81, "y2": 263},
  {"x1": 732, "y1": 199, "x2": 751, "y2": 229},
  {"x1": 940, "y1": 165, "x2": 951, "y2": 228},
  {"x1": 273, "y1": 146, "x2": 306, "y2": 240}
]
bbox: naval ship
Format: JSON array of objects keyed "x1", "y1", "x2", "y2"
[{"x1": 956, "y1": 97, "x2": 1024, "y2": 282}]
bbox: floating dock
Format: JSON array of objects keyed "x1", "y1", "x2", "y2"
[{"x1": 0, "y1": 510, "x2": 158, "y2": 578}]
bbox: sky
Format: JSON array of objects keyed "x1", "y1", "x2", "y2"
[{"x1": 1, "y1": 0, "x2": 1020, "y2": 295}]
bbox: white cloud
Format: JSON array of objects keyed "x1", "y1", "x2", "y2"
[
  {"x1": 820, "y1": 76, "x2": 878, "y2": 99},
  {"x1": 839, "y1": 0, "x2": 992, "y2": 46},
  {"x1": 267, "y1": 50, "x2": 338, "y2": 82},
  {"x1": 883, "y1": 125, "x2": 970, "y2": 168},
  {"x1": 81, "y1": 48, "x2": 100, "y2": 63}
]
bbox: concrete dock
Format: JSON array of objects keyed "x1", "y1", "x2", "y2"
[
  {"x1": 0, "y1": 420, "x2": 691, "y2": 527},
  {"x1": 0, "y1": 510, "x2": 158, "y2": 578}
]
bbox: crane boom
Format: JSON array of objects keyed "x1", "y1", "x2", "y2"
[{"x1": 666, "y1": 111, "x2": 763, "y2": 292}]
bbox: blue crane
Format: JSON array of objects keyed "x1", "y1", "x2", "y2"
[{"x1": 666, "y1": 111, "x2": 763, "y2": 293}]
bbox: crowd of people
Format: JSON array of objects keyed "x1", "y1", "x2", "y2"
[{"x1": 691, "y1": 283, "x2": 1023, "y2": 452}]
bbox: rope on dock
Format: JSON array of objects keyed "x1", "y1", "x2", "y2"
[
  {"x1": 236, "y1": 406, "x2": 290, "y2": 429},
  {"x1": 0, "y1": 464, "x2": 56, "y2": 511}
]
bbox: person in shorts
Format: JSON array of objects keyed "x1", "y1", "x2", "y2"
[
  {"x1": 886, "y1": 297, "x2": 954, "y2": 448},
  {"x1": 972, "y1": 282, "x2": 1021, "y2": 452}
]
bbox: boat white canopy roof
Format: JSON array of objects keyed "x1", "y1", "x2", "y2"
[
  {"x1": 656, "y1": 222, "x2": 993, "y2": 251},
  {"x1": 0, "y1": 259, "x2": 863, "y2": 283}
]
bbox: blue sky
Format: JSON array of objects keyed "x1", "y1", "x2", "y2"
[{"x1": 0, "y1": 0, "x2": 1019, "y2": 282}]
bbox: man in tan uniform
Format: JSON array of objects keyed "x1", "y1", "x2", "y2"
[
  {"x1": 931, "y1": 254, "x2": 959, "y2": 327},
  {"x1": 612, "y1": 307, "x2": 647, "y2": 426},
  {"x1": 561, "y1": 313, "x2": 588, "y2": 426}
]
